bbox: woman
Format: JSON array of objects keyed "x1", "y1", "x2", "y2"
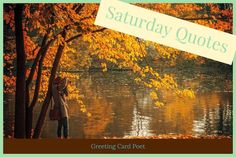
[{"x1": 52, "y1": 76, "x2": 69, "y2": 139}]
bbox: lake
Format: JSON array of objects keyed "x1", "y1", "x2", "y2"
[{"x1": 4, "y1": 69, "x2": 232, "y2": 138}]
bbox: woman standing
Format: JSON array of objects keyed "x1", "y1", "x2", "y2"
[{"x1": 52, "y1": 76, "x2": 69, "y2": 139}]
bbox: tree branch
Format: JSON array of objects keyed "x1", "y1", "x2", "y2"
[
  {"x1": 66, "y1": 27, "x2": 107, "y2": 43},
  {"x1": 26, "y1": 34, "x2": 48, "y2": 86},
  {"x1": 29, "y1": 40, "x2": 52, "y2": 108}
]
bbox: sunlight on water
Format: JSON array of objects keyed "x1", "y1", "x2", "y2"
[{"x1": 4, "y1": 70, "x2": 232, "y2": 138}]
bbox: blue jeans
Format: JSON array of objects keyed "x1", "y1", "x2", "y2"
[{"x1": 57, "y1": 117, "x2": 69, "y2": 138}]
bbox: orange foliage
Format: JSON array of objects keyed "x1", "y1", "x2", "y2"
[{"x1": 3, "y1": 3, "x2": 232, "y2": 110}]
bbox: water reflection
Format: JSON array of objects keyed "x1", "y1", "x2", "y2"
[{"x1": 4, "y1": 71, "x2": 232, "y2": 138}]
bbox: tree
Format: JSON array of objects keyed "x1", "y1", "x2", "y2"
[
  {"x1": 3, "y1": 3, "x2": 232, "y2": 138},
  {"x1": 14, "y1": 4, "x2": 26, "y2": 138}
]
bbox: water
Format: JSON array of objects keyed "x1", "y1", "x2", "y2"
[{"x1": 4, "y1": 70, "x2": 232, "y2": 138}]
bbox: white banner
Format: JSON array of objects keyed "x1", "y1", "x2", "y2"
[{"x1": 95, "y1": 0, "x2": 236, "y2": 65}]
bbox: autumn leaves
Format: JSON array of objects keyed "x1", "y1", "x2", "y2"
[{"x1": 4, "y1": 3, "x2": 232, "y2": 139}]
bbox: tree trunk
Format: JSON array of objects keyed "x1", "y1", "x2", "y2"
[
  {"x1": 25, "y1": 41, "x2": 51, "y2": 138},
  {"x1": 33, "y1": 31, "x2": 66, "y2": 138},
  {"x1": 25, "y1": 34, "x2": 48, "y2": 87},
  {"x1": 14, "y1": 4, "x2": 26, "y2": 138},
  {"x1": 25, "y1": 85, "x2": 31, "y2": 138},
  {"x1": 30, "y1": 41, "x2": 52, "y2": 108},
  {"x1": 25, "y1": 51, "x2": 41, "y2": 138},
  {"x1": 26, "y1": 106, "x2": 33, "y2": 138}
]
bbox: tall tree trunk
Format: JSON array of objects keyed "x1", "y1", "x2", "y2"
[
  {"x1": 14, "y1": 4, "x2": 26, "y2": 138},
  {"x1": 30, "y1": 41, "x2": 52, "y2": 108},
  {"x1": 25, "y1": 46, "x2": 41, "y2": 138},
  {"x1": 33, "y1": 31, "x2": 66, "y2": 138},
  {"x1": 25, "y1": 106, "x2": 33, "y2": 138},
  {"x1": 25, "y1": 41, "x2": 51, "y2": 138}
]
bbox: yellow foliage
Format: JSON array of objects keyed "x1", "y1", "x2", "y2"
[
  {"x1": 87, "y1": 112, "x2": 92, "y2": 117},
  {"x1": 6, "y1": 3, "x2": 231, "y2": 113},
  {"x1": 155, "y1": 101, "x2": 164, "y2": 108},
  {"x1": 176, "y1": 89, "x2": 195, "y2": 99},
  {"x1": 134, "y1": 77, "x2": 141, "y2": 83},
  {"x1": 101, "y1": 63, "x2": 107, "y2": 72},
  {"x1": 150, "y1": 91, "x2": 158, "y2": 100}
]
